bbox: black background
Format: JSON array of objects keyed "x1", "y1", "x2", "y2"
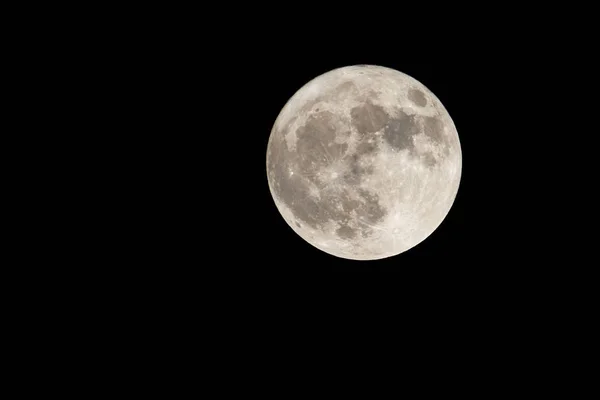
[
  {"x1": 8, "y1": 6, "x2": 591, "y2": 379},
  {"x1": 14, "y1": 8, "x2": 594, "y2": 379}
]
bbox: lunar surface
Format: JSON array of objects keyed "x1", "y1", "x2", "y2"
[{"x1": 266, "y1": 65, "x2": 462, "y2": 260}]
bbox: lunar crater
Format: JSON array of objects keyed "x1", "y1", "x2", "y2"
[{"x1": 408, "y1": 88, "x2": 428, "y2": 107}]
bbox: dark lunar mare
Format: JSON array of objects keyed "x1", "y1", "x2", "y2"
[
  {"x1": 381, "y1": 108, "x2": 449, "y2": 165},
  {"x1": 268, "y1": 110, "x2": 387, "y2": 240},
  {"x1": 350, "y1": 102, "x2": 388, "y2": 135},
  {"x1": 423, "y1": 115, "x2": 449, "y2": 156},
  {"x1": 408, "y1": 89, "x2": 427, "y2": 107},
  {"x1": 382, "y1": 109, "x2": 420, "y2": 153}
]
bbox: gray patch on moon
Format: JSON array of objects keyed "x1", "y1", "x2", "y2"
[
  {"x1": 382, "y1": 109, "x2": 420, "y2": 153},
  {"x1": 356, "y1": 188, "x2": 386, "y2": 224},
  {"x1": 355, "y1": 140, "x2": 378, "y2": 155},
  {"x1": 343, "y1": 152, "x2": 375, "y2": 186},
  {"x1": 267, "y1": 113, "x2": 387, "y2": 239},
  {"x1": 336, "y1": 224, "x2": 356, "y2": 240},
  {"x1": 421, "y1": 152, "x2": 437, "y2": 167},
  {"x1": 422, "y1": 115, "x2": 450, "y2": 158},
  {"x1": 333, "y1": 81, "x2": 358, "y2": 96},
  {"x1": 294, "y1": 111, "x2": 349, "y2": 174},
  {"x1": 422, "y1": 115, "x2": 445, "y2": 144},
  {"x1": 340, "y1": 192, "x2": 361, "y2": 213},
  {"x1": 408, "y1": 88, "x2": 427, "y2": 107},
  {"x1": 343, "y1": 135, "x2": 379, "y2": 185},
  {"x1": 360, "y1": 227, "x2": 374, "y2": 238},
  {"x1": 378, "y1": 109, "x2": 448, "y2": 168},
  {"x1": 350, "y1": 102, "x2": 389, "y2": 135}
]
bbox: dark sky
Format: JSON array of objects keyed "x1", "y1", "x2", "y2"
[{"x1": 35, "y1": 5, "x2": 584, "y2": 360}]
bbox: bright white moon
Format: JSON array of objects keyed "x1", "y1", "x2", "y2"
[{"x1": 266, "y1": 65, "x2": 462, "y2": 260}]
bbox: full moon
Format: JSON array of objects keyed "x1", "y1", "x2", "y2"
[{"x1": 266, "y1": 65, "x2": 462, "y2": 260}]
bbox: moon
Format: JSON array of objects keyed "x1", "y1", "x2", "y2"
[{"x1": 266, "y1": 65, "x2": 462, "y2": 260}]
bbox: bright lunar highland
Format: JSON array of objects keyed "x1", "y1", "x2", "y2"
[{"x1": 266, "y1": 65, "x2": 462, "y2": 260}]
